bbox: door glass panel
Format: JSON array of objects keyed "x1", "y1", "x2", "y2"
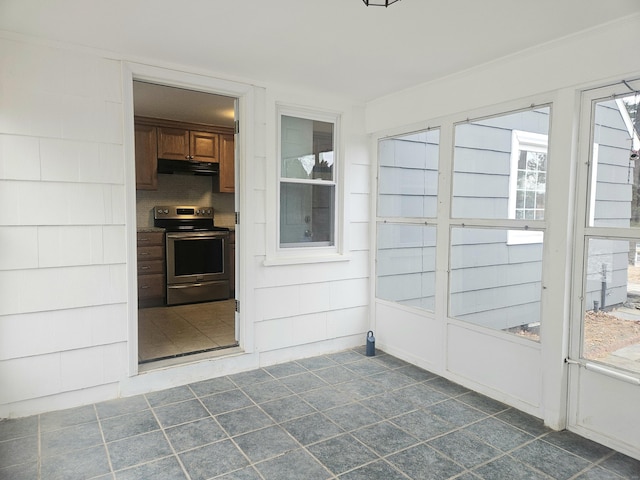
[
  {"x1": 589, "y1": 95, "x2": 640, "y2": 228},
  {"x1": 582, "y1": 237, "x2": 640, "y2": 373},
  {"x1": 376, "y1": 223, "x2": 436, "y2": 312},
  {"x1": 449, "y1": 227, "x2": 544, "y2": 340},
  {"x1": 378, "y1": 130, "x2": 440, "y2": 218},
  {"x1": 452, "y1": 107, "x2": 550, "y2": 220}
]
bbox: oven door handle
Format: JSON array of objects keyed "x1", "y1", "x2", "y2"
[{"x1": 166, "y1": 233, "x2": 227, "y2": 240}]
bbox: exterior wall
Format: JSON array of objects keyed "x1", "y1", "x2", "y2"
[{"x1": 0, "y1": 34, "x2": 370, "y2": 417}]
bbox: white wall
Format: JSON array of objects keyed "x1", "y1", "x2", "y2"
[{"x1": 0, "y1": 33, "x2": 370, "y2": 417}]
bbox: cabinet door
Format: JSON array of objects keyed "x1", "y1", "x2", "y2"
[
  {"x1": 135, "y1": 124, "x2": 158, "y2": 190},
  {"x1": 158, "y1": 127, "x2": 190, "y2": 160},
  {"x1": 219, "y1": 134, "x2": 235, "y2": 193},
  {"x1": 190, "y1": 131, "x2": 219, "y2": 162}
]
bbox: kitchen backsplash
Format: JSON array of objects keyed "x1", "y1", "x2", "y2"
[{"x1": 136, "y1": 174, "x2": 235, "y2": 228}]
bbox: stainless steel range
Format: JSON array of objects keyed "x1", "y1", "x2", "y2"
[{"x1": 154, "y1": 206, "x2": 230, "y2": 306}]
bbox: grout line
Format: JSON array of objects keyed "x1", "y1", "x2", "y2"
[{"x1": 93, "y1": 403, "x2": 116, "y2": 479}]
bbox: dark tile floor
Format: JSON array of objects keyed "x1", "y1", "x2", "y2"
[{"x1": 1, "y1": 348, "x2": 639, "y2": 480}]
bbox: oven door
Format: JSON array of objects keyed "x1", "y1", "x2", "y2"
[{"x1": 166, "y1": 231, "x2": 229, "y2": 305}]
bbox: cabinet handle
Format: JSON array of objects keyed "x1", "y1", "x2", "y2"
[
  {"x1": 140, "y1": 265, "x2": 151, "y2": 270},
  {"x1": 140, "y1": 285, "x2": 150, "y2": 289},
  {"x1": 139, "y1": 252, "x2": 150, "y2": 256},
  {"x1": 139, "y1": 238, "x2": 149, "y2": 242}
]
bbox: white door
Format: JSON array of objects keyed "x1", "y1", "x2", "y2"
[{"x1": 568, "y1": 80, "x2": 640, "y2": 460}]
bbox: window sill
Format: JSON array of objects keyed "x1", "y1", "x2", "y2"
[{"x1": 264, "y1": 252, "x2": 351, "y2": 266}]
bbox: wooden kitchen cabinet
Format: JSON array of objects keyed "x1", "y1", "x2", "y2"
[
  {"x1": 137, "y1": 231, "x2": 165, "y2": 308},
  {"x1": 157, "y1": 127, "x2": 219, "y2": 163},
  {"x1": 135, "y1": 123, "x2": 158, "y2": 190},
  {"x1": 219, "y1": 133, "x2": 235, "y2": 193}
]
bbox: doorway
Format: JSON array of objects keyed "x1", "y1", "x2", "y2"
[
  {"x1": 568, "y1": 79, "x2": 640, "y2": 460},
  {"x1": 133, "y1": 81, "x2": 239, "y2": 365}
]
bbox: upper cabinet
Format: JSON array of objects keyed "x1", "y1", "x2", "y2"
[
  {"x1": 219, "y1": 133, "x2": 235, "y2": 193},
  {"x1": 157, "y1": 127, "x2": 219, "y2": 163},
  {"x1": 135, "y1": 123, "x2": 158, "y2": 190}
]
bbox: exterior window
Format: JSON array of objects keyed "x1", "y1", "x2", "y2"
[{"x1": 279, "y1": 110, "x2": 338, "y2": 249}]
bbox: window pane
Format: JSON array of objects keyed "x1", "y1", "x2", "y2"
[
  {"x1": 449, "y1": 227, "x2": 543, "y2": 340},
  {"x1": 452, "y1": 107, "x2": 550, "y2": 219},
  {"x1": 582, "y1": 238, "x2": 640, "y2": 374},
  {"x1": 280, "y1": 183, "x2": 335, "y2": 246},
  {"x1": 378, "y1": 129, "x2": 440, "y2": 218},
  {"x1": 589, "y1": 96, "x2": 639, "y2": 228},
  {"x1": 376, "y1": 223, "x2": 436, "y2": 312},
  {"x1": 281, "y1": 115, "x2": 334, "y2": 181}
]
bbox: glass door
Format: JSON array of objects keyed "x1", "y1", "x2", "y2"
[{"x1": 568, "y1": 80, "x2": 640, "y2": 460}]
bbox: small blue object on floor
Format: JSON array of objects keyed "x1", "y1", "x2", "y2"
[{"x1": 366, "y1": 330, "x2": 376, "y2": 356}]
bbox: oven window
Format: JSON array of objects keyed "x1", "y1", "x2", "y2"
[{"x1": 174, "y1": 238, "x2": 224, "y2": 275}]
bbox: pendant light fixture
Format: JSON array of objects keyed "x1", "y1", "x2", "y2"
[{"x1": 363, "y1": 0, "x2": 401, "y2": 6}]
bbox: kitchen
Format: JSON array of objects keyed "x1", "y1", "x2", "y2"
[{"x1": 133, "y1": 81, "x2": 238, "y2": 366}]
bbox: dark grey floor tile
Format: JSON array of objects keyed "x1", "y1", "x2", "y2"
[
  {"x1": 96, "y1": 396, "x2": 148, "y2": 419},
  {"x1": 395, "y1": 383, "x2": 449, "y2": 408},
  {"x1": 600, "y1": 452, "x2": 640, "y2": 479},
  {"x1": 241, "y1": 379, "x2": 293, "y2": 403},
  {"x1": 145, "y1": 385, "x2": 194, "y2": 407},
  {"x1": 327, "y1": 350, "x2": 365, "y2": 365},
  {"x1": 324, "y1": 403, "x2": 383, "y2": 431},
  {"x1": 107, "y1": 430, "x2": 173, "y2": 471},
  {"x1": 388, "y1": 443, "x2": 464, "y2": 480},
  {"x1": 338, "y1": 459, "x2": 407, "y2": 480},
  {"x1": 101, "y1": 409, "x2": 160, "y2": 442},
  {"x1": 307, "y1": 434, "x2": 379, "y2": 475},
  {"x1": 395, "y1": 364, "x2": 438, "y2": 382},
  {"x1": 361, "y1": 392, "x2": 419, "y2": 418},
  {"x1": 542, "y1": 430, "x2": 612, "y2": 462},
  {"x1": 428, "y1": 430, "x2": 501, "y2": 469},
  {"x1": 301, "y1": 386, "x2": 355, "y2": 410},
  {"x1": 297, "y1": 355, "x2": 338, "y2": 371},
  {"x1": 0, "y1": 435, "x2": 38, "y2": 467},
  {"x1": 260, "y1": 395, "x2": 316, "y2": 422},
  {"x1": 472, "y1": 455, "x2": 549, "y2": 480},
  {"x1": 426, "y1": 399, "x2": 487, "y2": 427},
  {"x1": 229, "y1": 368, "x2": 273, "y2": 386},
  {"x1": 279, "y1": 372, "x2": 328, "y2": 393},
  {"x1": 574, "y1": 465, "x2": 628, "y2": 480},
  {"x1": 426, "y1": 377, "x2": 470, "y2": 396},
  {"x1": 116, "y1": 456, "x2": 188, "y2": 480},
  {"x1": 371, "y1": 354, "x2": 410, "y2": 370},
  {"x1": 456, "y1": 473, "x2": 482, "y2": 480},
  {"x1": 337, "y1": 378, "x2": 387, "y2": 400},
  {"x1": 165, "y1": 417, "x2": 227, "y2": 452},
  {"x1": 352, "y1": 421, "x2": 418, "y2": 456},
  {"x1": 391, "y1": 409, "x2": 455, "y2": 441},
  {"x1": 0, "y1": 461, "x2": 38, "y2": 480},
  {"x1": 41, "y1": 421, "x2": 103, "y2": 457},
  {"x1": 313, "y1": 365, "x2": 357, "y2": 385},
  {"x1": 153, "y1": 398, "x2": 209, "y2": 428},
  {"x1": 511, "y1": 439, "x2": 591, "y2": 480},
  {"x1": 216, "y1": 406, "x2": 274, "y2": 436},
  {"x1": 189, "y1": 376, "x2": 236, "y2": 397},
  {"x1": 264, "y1": 361, "x2": 307, "y2": 378},
  {"x1": 282, "y1": 412, "x2": 343, "y2": 445},
  {"x1": 495, "y1": 409, "x2": 550, "y2": 437},
  {"x1": 457, "y1": 392, "x2": 509, "y2": 415},
  {"x1": 0, "y1": 417, "x2": 38, "y2": 442},
  {"x1": 179, "y1": 439, "x2": 249, "y2": 480},
  {"x1": 216, "y1": 466, "x2": 263, "y2": 479},
  {"x1": 344, "y1": 359, "x2": 389, "y2": 377},
  {"x1": 234, "y1": 425, "x2": 299, "y2": 462},
  {"x1": 199, "y1": 389, "x2": 253, "y2": 415},
  {"x1": 41, "y1": 444, "x2": 111, "y2": 480},
  {"x1": 462, "y1": 417, "x2": 534, "y2": 452},
  {"x1": 369, "y1": 370, "x2": 415, "y2": 390},
  {"x1": 256, "y1": 448, "x2": 331, "y2": 480},
  {"x1": 40, "y1": 404, "x2": 97, "y2": 432}
]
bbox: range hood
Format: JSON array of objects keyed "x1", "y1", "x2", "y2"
[{"x1": 158, "y1": 158, "x2": 219, "y2": 176}]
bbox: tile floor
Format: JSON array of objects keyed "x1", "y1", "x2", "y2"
[
  {"x1": 138, "y1": 300, "x2": 237, "y2": 363},
  {"x1": 1, "y1": 348, "x2": 639, "y2": 480}
]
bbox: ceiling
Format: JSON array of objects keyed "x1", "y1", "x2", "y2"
[{"x1": 1, "y1": 0, "x2": 640, "y2": 103}]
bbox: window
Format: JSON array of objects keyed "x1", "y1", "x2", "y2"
[{"x1": 278, "y1": 109, "x2": 338, "y2": 249}]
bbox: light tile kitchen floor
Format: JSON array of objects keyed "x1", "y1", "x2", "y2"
[
  {"x1": 138, "y1": 300, "x2": 237, "y2": 363},
  {"x1": 1, "y1": 348, "x2": 639, "y2": 480}
]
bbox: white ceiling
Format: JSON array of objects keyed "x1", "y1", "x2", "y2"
[{"x1": 1, "y1": 0, "x2": 640, "y2": 103}]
